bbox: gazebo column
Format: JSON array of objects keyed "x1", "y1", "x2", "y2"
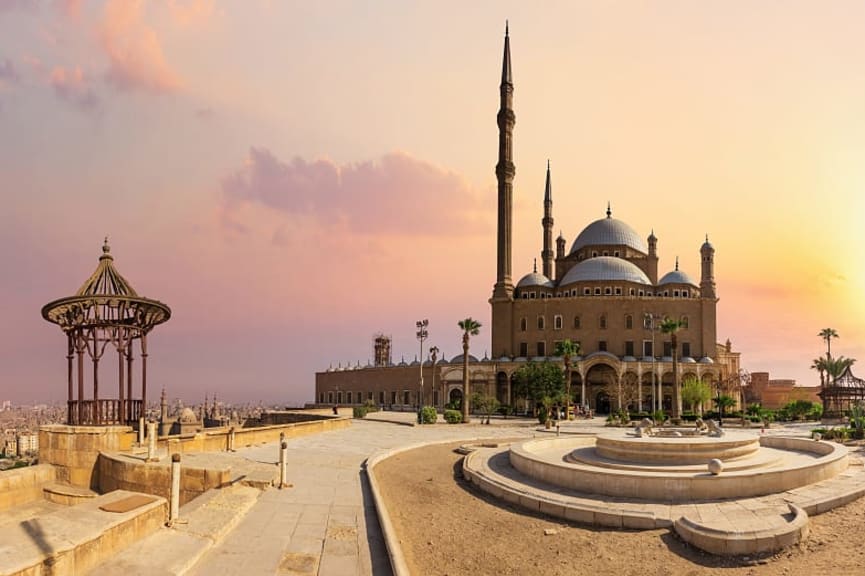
[
  {"x1": 77, "y1": 333, "x2": 85, "y2": 426},
  {"x1": 67, "y1": 334, "x2": 74, "y2": 425},
  {"x1": 118, "y1": 344, "x2": 125, "y2": 426},
  {"x1": 141, "y1": 334, "x2": 148, "y2": 422},
  {"x1": 127, "y1": 347, "x2": 134, "y2": 423},
  {"x1": 93, "y1": 355, "x2": 100, "y2": 425}
]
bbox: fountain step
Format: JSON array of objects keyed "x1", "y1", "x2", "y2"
[{"x1": 565, "y1": 445, "x2": 788, "y2": 473}]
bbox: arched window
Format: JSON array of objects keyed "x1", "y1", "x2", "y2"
[
  {"x1": 554, "y1": 315, "x2": 563, "y2": 330},
  {"x1": 537, "y1": 316, "x2": 545, "y2": 330},
  {"x1": 520, "y1": 317, "x2": 527, "y2": 332},
  {"x1": 625, "y1": 314, "x2": 633, "y2": 329},
  {"x1": 680, "y1": 315, "x2": 689, "y2": 329},
  {"x1": 604, "y1": 287, "x2": 612, "y2": 295},
  {"x1": 599, "y1": 314, "x2": 607, "y2": 329},
  {"x1": 574, "y1": 315, "x2": 581, "y2": 329}
]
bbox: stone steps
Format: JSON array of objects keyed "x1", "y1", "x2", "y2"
[{"x1": 88, "y1": 484, "x2": 263, "y2": 575}]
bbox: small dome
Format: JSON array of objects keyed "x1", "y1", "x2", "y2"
[
  {"x1": 497, "y1": 355, "x2": 511, "y2": 362},
  {"x1": 569, "y1": 212, "x2": 647, "y2": 255},
  {"x1": 680, "y1": 356, "x2": 696, "y2": 364},
  {"x1": 622, "y1": 355, "x2": 637, "y2": 362},
  {"x1": 702, "y1": 235, "x2": 714, "y2": 251},
  {"x1": 179, "y1": 407, "x2": 197, "y2": 423},
  {"x1": 658, "y1": 269, "x2": 697, "y2": 287},
  {"x1": 560, "y1": 256, "x2": 651, "y2": 286},
  {"x1": 517, "y1": 271, "x2": 554, "y2": 289},
  {"x1": 698, "y1": 357, "x2": 714, "y2": 364},
  {"x1": 450, "y1": 354, "x2": 479, "y2": 363}
]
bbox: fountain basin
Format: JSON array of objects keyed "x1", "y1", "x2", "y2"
[
  {"x1": 509, "y1": 434, "x2": 848, "y2": 502},
  {"x1": 595, "y1": 430, "x2": 760, "y2": 465}
]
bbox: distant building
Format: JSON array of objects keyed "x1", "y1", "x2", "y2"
[
  {"x1": 744, "y1": 372, "x2": 820, "y2": 410},
  {"x1": 1, "y1": 400, "x2": 11, "y2": 411},
  {"x1": 16, "y1": 432, "x2": 38, "y2": 456}
]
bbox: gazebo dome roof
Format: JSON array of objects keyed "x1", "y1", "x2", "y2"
[{"x1": 75, "y1": 239, "x2": 139, "y2": 297}]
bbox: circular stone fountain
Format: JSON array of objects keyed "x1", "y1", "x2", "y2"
[{"x1": 507, "y1": 429, "x2": 849, "y2": 502}]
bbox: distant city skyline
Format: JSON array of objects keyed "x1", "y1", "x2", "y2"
[{"x1": 1, "y1": 1, "x2": 863, "y2": 404}]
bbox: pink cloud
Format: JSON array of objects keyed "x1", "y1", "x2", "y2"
[
  {"x1": 100, "y1": 0, "x2": 181, "y2": 93},
  {"x1": 221, "y1": 149, "x2": 490, "y2": 236},
  {"x1": 50, "y1": 65, "x2": 100, "y2": 110},
  {"x1": 167, "y1": 0, "x2": 215, "y2": 28}
]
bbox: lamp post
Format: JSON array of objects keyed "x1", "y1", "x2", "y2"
[
  {"x1": 416, "y1": 319, "x2": 428, "y2": 415},
  {"x1": 644, "y1": 313, "x2": 658, "y2": 414},
  {"x1": 429, "y1": 346, "x2": 439, "y2": 409}
]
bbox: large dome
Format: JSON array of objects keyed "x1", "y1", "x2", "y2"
[
  {"x1": 569, "y1": 215, "x2": 647, "y2": 256},
  {"x1": 658, "y1": 269, "x2": 697, "y2": 287},
  {"x1": 516, "y1": 271, "x2": 554, "y2": 289},
  {"x1": 560, "y1": 256, "x2": 651, "y2": 285}
]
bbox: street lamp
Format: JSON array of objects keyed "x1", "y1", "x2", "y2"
[
  {"x1": 644, "y1": 313, "x2": 659, "y2": 414},
  {"x1": 429, "y1": 346, "x2": 439, "y2": 409},
  {"x1": 416, "y1": 319, "x2": 428, "y2": 415}
]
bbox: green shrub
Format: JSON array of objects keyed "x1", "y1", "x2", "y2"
[
  {"x1": 651, "y1": 410, "x2": 666, "y2": 424},
  {"x1": 444, "y1": 409, "x2": 463, "y2": 424},
  {"x1": 681, "y1": 412, "x2": 698, "y2": 422},
  {"x1": 352, "y1": 406, "x2": 369, "y2": 419},
  {"x1": 363, "y1": 399, "x2": 380, "y2": 413},
  {"x1": 418, "y1": 406, "x2": 437, "y2": 424},
  {"x1": 538, "y1": 405, "x2": 548, "y2": 425},
  {"x1": 497, "y1": 404, "x2": 513, "y2": 418}
]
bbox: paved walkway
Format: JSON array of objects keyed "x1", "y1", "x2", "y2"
[{"x1": 96, "y1": 415, "x2": 825, "y2": 575}]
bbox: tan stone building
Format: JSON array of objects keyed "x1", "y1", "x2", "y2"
[{"x1": 314, "y1": 28, "x2": 742, "y2": 414}]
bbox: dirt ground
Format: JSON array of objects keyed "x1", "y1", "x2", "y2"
[{"x1": 375, "y1": 441, "x2": 865, "y2": 576}]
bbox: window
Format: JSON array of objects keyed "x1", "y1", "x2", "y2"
[
  {"x1": 638, "y1": 290, "x2": 644, "y2": 297},
  {"x1": 391, "y1": 391, "x2": 397, "y2": 405},
  {"x1": 433, "y1": 390, "x2": 439, "y2": 405},
  {"x1": 598, "y1": 340, "x2": 607, "y2": 352},
  {"x1": 594, "y1": 287, "x2": 601, "y2": 295},
  {"x1": 604, "y1": 287, "x2": 612, "y2": 295},
  {"x1": 643, "y1": 341, "x2": 653, "y2": 357},
  {"x1": 592, "y1": 251, "x2": 598, "y2": 257},
  {"x1": 625, "y1": 341, "x2": 635, "y2": 357},
  {"x1": 519, "y1": 342, "x2": 528, "y2": 357},
  {"x1": 664, "y1": 290, "x2": 669, "y2": 297},
  {"x1": 554, "y1": 315, "x2": 563, "y2": 330},
  {"x1": 328, "y1": 392, "x2": 334, "y2": 404},
  {"x1": 663, "y1": 341, "x2": 673, "y2": 357},
  {"x1": 379, "y1": 391, "x2": 385, "y2": 405},
  {"x1": 319, "y1": 392, "x2": 325, "y2": 403},
  {"x1": 347, "y1": 391, "x2": 353, "y2": 404},
  {"x1": 368, "y1": 391, "x2": 374, "y2": 401},
  {"x1": 583, "y1": 288, "x2": 591, "y2": 295},
  {"x1": 537, "y1": 341, "x2": 546, "y2": 356},
  {"x1": 529, "y1": 292, "x2": 536, "y2": 299},
  {"x1": 574, "y1": 315, "x2": 581, "y2": 329},
  {"x1": 521, "y1": 293, "x2": 528, "y2": 299},
  {"x1": 603, "y1": 251, "x2": 609, "y2": 256},
  {"x1": 680, "y1": 315, "x2": 689, "y2": 328},
  {"x1": 615, "y1": 287, "x2": 622, "y2": 296},
  {"x1": 629, "y1": 288, "x2": 635, "y2": 296},
  {"x1": 337, "y1": 392, "x2": 343, "y2": 404},
  {"x1": 614, "y1": 251, "x2": 620, "y2": 257},
  {"x1": 625, "y1": 314, "x2": 633, "y2": 329},
  {"x1": 520, "y1": 317, "x2": 527, "y2": 332},
  {"x1": 599, "y1": 314, "x2": 607, "y2": 329},
  {"x1": 537, "y1": 316, "x2": 545, "y2": 330},
  {"x1": 673, "y1": 290, "x2": 680, "y2": 297},
  {"x1": 682, "y1": 342, "x2": 691, "y2": 358},
  {"x1": 403, "y1": 390, "x2": 411, "y2": 405}
]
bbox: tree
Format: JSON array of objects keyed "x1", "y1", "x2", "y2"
[
  {"x1": 825, "y1": 355, "x2": 856, "y2": 381},
  {"x1": 512, "y1": 361, "x2": 565, "y2": 413},
  {"x1": 554, "y1": 339, "x2": 581, "y2": 419},
  {"x1": 811, "y1": 357, "x2": 828, "y2": 387},
  {"x1": 458, "y1": 318, "x2": 482, "y2": 423},
  {"x1": 659, "y1": 318, "x2": 684, "y2": 418},
  {"x1": 819, "y1": 328, "x2": 838, "y2": 360},
  {"x1": 714, "y1": 394, "x2": 736, "y2": 425},
  {"x1": 471, "y1": 392, "x2": 500, "y2": 425},
  {"x1": 681, "y1": 376, "x2": 712, "y2": 414}
]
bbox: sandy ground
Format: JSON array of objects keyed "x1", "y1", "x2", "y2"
[{"x1": 375, "y1": 441, "x2": 865, "y2": 576}]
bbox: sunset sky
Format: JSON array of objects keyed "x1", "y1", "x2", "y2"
[{"x1": 1, "y1": 1, "x2": 863, "y2": 405}]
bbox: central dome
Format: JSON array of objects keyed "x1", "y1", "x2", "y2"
[{"x1": 570, "y1": 215, "x2": 647, "y2": 256}]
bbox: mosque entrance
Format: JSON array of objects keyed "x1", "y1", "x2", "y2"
[
  {"x1": 595, "y1": 392, "x2": 611, "y2": 415},
  {"x1": 449, "y1": 388, "x2": 463, "y2": 410}
]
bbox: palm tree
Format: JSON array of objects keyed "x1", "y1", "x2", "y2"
[
  {"x1": 825, "y1": 355, "x2": 856, "y2": 382},
  {"x1": 811, "y1": 357, "x2": 828, "y2": 387},
  {"x1": 554, "y1": 339, "x2": 581, "y2": 419},
  {"x1": 818, "y1": 328, "x2": 838, "y2": 360},
  {"x1": 659, "y1": 318, "x2": 683, "y2": 419},
  {"x1": 458, "y1": 318, "x2": 482, "y2": 423}
]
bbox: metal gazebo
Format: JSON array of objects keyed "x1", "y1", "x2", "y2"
[{"x1": 42, "y1": 239, "x2": 171, "y2": 426}]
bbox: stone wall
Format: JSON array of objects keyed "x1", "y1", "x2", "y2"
[
  {"x1": 38, "y1": 425, "x2": 135, "y2": 490},
  {"x1": 0, "y1": 463, "x2": 55, "y2": 511}
]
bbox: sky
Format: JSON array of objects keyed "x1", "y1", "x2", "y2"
[{"x1": 1, "y1": 1, "x2": 863, "y2": 405}]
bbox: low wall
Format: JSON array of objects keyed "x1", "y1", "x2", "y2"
[
  {"x1": 39, "y1": 425, "x2": 136, "y2": 490},
  {"x1": 98, "y1": 453, "x2": 230, "y2": 506},
  {"x1": 0, "y1": 464, "x2": 56, "y2": 511}
]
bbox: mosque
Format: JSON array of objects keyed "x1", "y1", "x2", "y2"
[{"x1": 315, "y1": 27, "x2": 741, "y2": 414}]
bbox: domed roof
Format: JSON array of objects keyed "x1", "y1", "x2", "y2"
[
  {"x1": 658, "y1": 258, "x2": 697, "y2": 287},
  {"x1": 516, "y1": 271, "x2": 553, "y2": 289},
  {"x1": 560, "y1": 257, "x2": 651, "y2": 286},
  {"x1": 569, "y1": 209, "x2": 647, "y2": 255},
  {"x1": 450, "y1": 354, "x2": 479, "y2": 363},
  {"x1": 179, "y1": 407, "x2": 197, "y2": 423}
]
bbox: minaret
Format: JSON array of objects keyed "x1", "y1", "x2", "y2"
[
  {"x1": 700, "y1": 235, "x2": 716, "y2": 298},
  {"x1": 647, "y1": 229, "x2": 658, "y2": 284},
  {"x1": 493, "y1": 22, "x2": 515, "y2": 300},
  {"x1": 541, "y1": 160, "x2": 554, "y2": 279}
]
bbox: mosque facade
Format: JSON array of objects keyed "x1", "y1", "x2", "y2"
[{"x1": 314, "y1": 28, "x2": 741, "y2": 414}]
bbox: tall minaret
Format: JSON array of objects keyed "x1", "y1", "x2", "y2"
[
  {"x1": 541, "y1": 160, "x2": 554, "y2": 279},
  {"x1": 700, "y1": 235, "x2": 716, "y2": 298},
  {"x1": 493, "y1": 22, "x2": 515, "y2": 300}
]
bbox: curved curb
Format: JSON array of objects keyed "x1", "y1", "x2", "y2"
[
  {"x1": 363, "y1": 436, "x2": 528, "y2": 576},
  {"x1": 674, "y1": 503, "x2": 810, "y2": 556}
]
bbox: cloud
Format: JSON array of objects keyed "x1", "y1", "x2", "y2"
[
  {"x1": 0, "y1": 59, "x2": 18, "y2": 87},
  {"x1": 100, "y1": 0, "x2": 181, "y2": 93},
  {"x1": 221, "y1": 148, "x2": 490, "y2": 237},
  {"x1": 167, "y1": 0, "x2": 215, "y2": 28},
  {"x1": 50, "y1": 65, "x2": 100, "y2": 111}
]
